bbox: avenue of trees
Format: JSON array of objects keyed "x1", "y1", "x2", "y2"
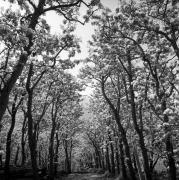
[
  {"x1": 0, "y1": 0, "x2": 100, "y2": 180},
  {"x1": 0, "y1": 1, "x2": 179, "y2": 180},
  {"x1": 80, "y1": 0, "x2": 179, "y2": 180}
]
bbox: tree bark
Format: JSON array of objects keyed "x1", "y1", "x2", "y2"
[
  {"x1": 21, "y1": 110, "x2": 27, "y2": 166},
  {"x1": 54, "y1": 133, "x2": 60, "y2": 176},
  {"x1": 108, "y1": 132, "x2": 115, "y2": 175},
  {"x1": 105, "y1": 142, "x2": 111, "y2": 173},
  {"x1": 0, "y1": 54, "x2": 28, "y2": 123},
  {"x1": 133, "y1": 146, "x2": 143, "y2": 180},
  {"x1": 119, "y1": 139, "x2": 127, "y2": 179},
  {"x1": 14, "y1": 146, "x2": 20, "y2": 166},
  {"x1": 64, "y1": 140, "x2": 71, "y2": 173},
  {"x1": 48, "y1": 118, "x2": 56, "y2": 180},
  {"x1": 4, "y1": 110, "x2": 16, "y2": 179},
  {"x1": 115, "y1": 142, "x2": 120, "y2": 174},
  {"x1": 26, "y1": 63, "x2": 39, "y2": 180}
]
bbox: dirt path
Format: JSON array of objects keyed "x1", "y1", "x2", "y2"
[{"x1": 59, "y1": 173, "x2": 115, "y2": 180}]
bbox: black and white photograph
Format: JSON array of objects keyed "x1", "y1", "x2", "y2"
[{"x1": 0, "y1": 0, "x2": 179, "y2": 180}]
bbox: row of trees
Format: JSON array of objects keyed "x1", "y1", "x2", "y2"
[
  {"x1": 80, "y1": 1, "x2": 179, "y2": 180},
  {"x1": 0, "y1": 0, "x2": 100, "y2": 180}
]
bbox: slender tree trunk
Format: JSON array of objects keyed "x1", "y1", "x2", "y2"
[
  {"x1": 27, "y1": 98, "x2": 39, "y2": 180},
  {"x1": 48, "y1": 118, "x2": 56, "y2": 180},
  {"x1": 21, "y1": 111, "x2": 27, "y2": 166},
  {"x1": 106, "y1": 142, "x2": 111, "y2": 173},
  {"x1": 39, "y1": 150, "x2": 41, "y2": 168},
  {"x1": 4, "y1": 110, "x2": 16, "y2": 180},
  {"x1": 115, "y1": 143, "x2": 120, "y2": 174},
  {"x1": 54, "y1": 133, "x2": 60, "y2": 176},
  {"x1": 64, "y1": 140, "x2": 71, "y2": 173},
  {"x1": 108, "y1": 132, "x2": 115, "y2": 175},
  {"x1": 101, "y1": 149, "x2": 105, "y2": 170},
  {"x1": 14, "y1": 146, "x2": 20, "y2": 166},
  {"x1": 26, "y1": 64, "x2": 39, "y2": 180}
]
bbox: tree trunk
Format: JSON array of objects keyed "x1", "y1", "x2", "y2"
[
  {"x1": 14, "y1": 146, "x2": 20, "y2": 166},
  {"x1": 115, "y1": 142, "x2": 120, "y2": 174},
  {"x1": 0, "y1": 55, "x2": 28, "y2": 124},
  {"x1": 26, "y1": 64, "x2": 39, "y2": 180},
  {"x1": 119, "y1": 139, "x2": 127, "y2": 179},
  {"x1": 108, "y1": 132, "x2": 115, "y2": 175},
  {"x1": 64, "y1": 140, "x2": 71, "y2": 174},
  {"x1": 106, "y1": 142, "x2": 111, "y2": 173},
  {"x1": 4, "y1": 110, "x2": 16, "y2": 179},
  {"x1": 21, "y1": 111, "x2": 27, "y2": 166},
  {"x1": 133, "y1": 146, "x2": 143, "y2": 180},
  {"x1": 101, "y1": 149, "x2": 105, "y2": 170},
  {"x1": 116, "y1": 121, "x2": 136, "y2": 180},
  {"x1": 54, "y1": 133, "x2": 60, "y2": 176},
  {"x1": 48, "y1": 118, "x2": 56, "y2": 180}
]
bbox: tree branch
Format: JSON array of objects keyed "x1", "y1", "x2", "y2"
[{"x1": 43, "y1": 0, "x2": 82, "y2": 14}]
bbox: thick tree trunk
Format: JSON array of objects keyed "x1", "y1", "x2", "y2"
[
  {"x1": 4, "y1": 110, "x2": 16, "y2": 180},
  {"x1": 133, "y1": 146, "x2": 143, "y2": 180},
  {"x1": 0, "y1": 54, "x2": 28, "y2": 123},
  {"x1": 119, "y1": 139, "x2": 127, "y2": 179}
]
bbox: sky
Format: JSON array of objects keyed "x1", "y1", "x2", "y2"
[
  {"x1": 45, "y1": 0, "x2": 119, "y2": 95},
  {"x1": 45, "y1": 0, "x2": 119, "y2": 76}
]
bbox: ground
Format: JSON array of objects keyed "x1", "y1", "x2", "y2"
[{"x1": 60, "y1": 173, "x2": 115, "y2": 180}]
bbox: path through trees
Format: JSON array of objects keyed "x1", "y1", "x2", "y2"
[{"x1": 0, "y1": 1, "x2": 179, "y2": 180}]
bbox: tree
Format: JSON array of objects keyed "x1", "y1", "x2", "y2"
[
  {"x1": 0, "y1": 0, "x2": 100, "y2": 126},
  {"x1": 4, "y1": 82, "x2": 25, "y2": 179}
]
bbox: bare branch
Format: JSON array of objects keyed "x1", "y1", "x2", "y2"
[{"x1": 32, "y1": 70, "x2": 46, "y2": 90}]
